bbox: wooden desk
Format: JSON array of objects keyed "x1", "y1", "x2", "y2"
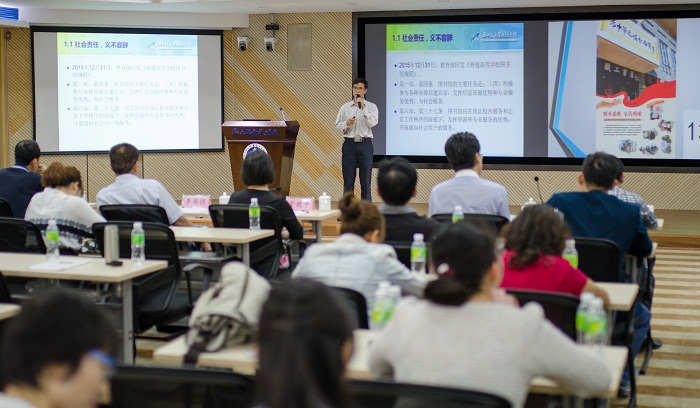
[
  {"x1": 170, "y1": 226, "x2": 273, "y2": 266},
  {"x1": 296, "y1": 210, "x2": 341, "y2": 243},
  {"x1": 597, "y1": 282, "x2": 638, "y2": 311},
  {"x1": 0, "y1": 303, "x2": 20, "y2": 321},
  {"x1": 154, "y1": 329, "x2": 626, "y2": 399},
  {"x1": 0, "y1": 253, "x2": 167, "y2": 363}
]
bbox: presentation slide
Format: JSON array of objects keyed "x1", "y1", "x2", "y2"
[
  {"x1": 385, "y1": 23, "x2": 524, "y2": 157},
  {"x1": 33, "y1": 29, "x2": 223, "y2": 153},
  {"x1": 361, "y1": 13, "x2": 700, "y2": 167}
]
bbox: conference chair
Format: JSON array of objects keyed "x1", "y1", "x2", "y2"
[
  {"x1": 0, "y1": 218, "x2": 47, "y2": 295},
  {"x1": 0, "y1": 217, "x2": 47, "y2": 254},
  {"x1": 93, "y1": 222, "x2": 195, "y2": 335},
  {"x1": 348, "y1": 379, "x2": 511, "y2": 408},
  {"x1": 574, "y1": 237, "x2": 637, "y2": 407},
  {"x1": 0, "y1": 198, "x2": 13, "y2": 218},
  {"x1": 431, "y1": 213, "x2": 509, "y2": 234},
  {"x1": 506, "y1": 290, "x2": 579, "y2": 340},
  {"x1": 209, "y1": 204, "x2": 287, "y2": 279},
  {"x1": 99, "y1": 204, "x2": 170, "y2": 225},
  {"x1": 385, "y1": 240, "x2": 432, "y2": 270},
  {"x1": 109, "y1": 365, "x2": 254, "y2": 408},
  {"x1": 330, "y1": 286, "x2": 369, "y2": 329}
]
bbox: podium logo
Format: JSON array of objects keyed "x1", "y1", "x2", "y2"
[{"x1": 243, "y1": 143, "x2": 268, "y2": 159}]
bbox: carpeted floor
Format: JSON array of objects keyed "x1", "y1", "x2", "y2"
[{"x1": 614, "y1": 247, "x2": 700, "y2": 408}]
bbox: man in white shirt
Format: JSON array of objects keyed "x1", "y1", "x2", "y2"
[
  {"x1": 335, "y1": 78, "x2": 379, "y2": 201},
  {"x1": 428, "y1": 132, "x2": 510, "y2": 218},
  {"x1": 97, "y1": 143, "x2": 212, "y2": 251}
]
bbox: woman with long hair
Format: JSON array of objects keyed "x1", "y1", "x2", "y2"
[
  {"x1": 254, "y1": 279, "x2": 354, "y2": 408},
  {"x1": 368, "y1": 222, "x2": 610, "y2": 408},
  {"x1": 25, "y1": 162, "x2": 105, "y2": 253},
  {"x1": 501, "y1": 204, "x2": 609, "y2": 304},
  {"x1": 292, "y1": 192, "x2": 424, "y2": 309}
]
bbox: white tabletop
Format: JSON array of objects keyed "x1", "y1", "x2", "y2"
[
  {"x1": 0, "y1": 303, "x2": 20, "y2": 321},
  {"x1": 296, "y1": 209, "x2": 341, "y2": 221},
  {"x1": 154, "y1": 329, "x2": 626, "y2": 398},
  {"x1": 170, "y1": 226, "x2": 273, "y2": 244},
  {"x1": 0, "y1": 253, "x2": 166, "y2": 282},
  {"x1": 597, "y1": 282, "x2": 639, "y2": 311}
]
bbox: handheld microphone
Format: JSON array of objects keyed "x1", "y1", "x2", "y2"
[
  {"x1": 534, "y1": 176, "x2": 544, "y2": 204},
  {"x1": 355, "y1": 94, "x2": 363, "y2": 109},
  {"x1": 279, "y1": 107, "x2": 288, "y2": 121}
]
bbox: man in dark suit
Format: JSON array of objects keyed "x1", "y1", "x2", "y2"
[
  {"x1": 547, "y1": 151, "x2": 653, "y2": 398},
  {"x1": 377, "y1": 157, "x2": 438, "y2": 242},
  {"x1": 0, "y1": 140, "x2": 44, "y2": 218}
]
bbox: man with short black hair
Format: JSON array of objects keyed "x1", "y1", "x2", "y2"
[
  {"x1": 547, "y1": 151, "x2": 653, "y2": 398},
  {"x1": 377, "y1": 157, "x2": 438, "y2": 242},
  {"x1": 0, "y1": 140, "x2": 44, "y2": 218},
  {"x1": 335, "y1": 78, "x2": 379, "y2": 201},
  {"x1": 428, "y1": 132, "x2": 509, "y2": 218},
  {"x1": 0, "y1": 289, "x2": 117, "y2": 408},
  {"x1": 610, "y1": 157, "x2": 658, "y2": 228}
]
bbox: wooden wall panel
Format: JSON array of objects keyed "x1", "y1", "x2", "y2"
[{"x1": 4, "y1": 14, "x2": 700, "y2": 210}]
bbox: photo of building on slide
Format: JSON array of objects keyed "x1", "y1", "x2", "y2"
[{"x1": 595, "y1": 19, "x2": 676, "y2": 158}]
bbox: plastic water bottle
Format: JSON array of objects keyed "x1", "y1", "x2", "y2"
[
  {"x1": 131, "y1": 221, "x2": 145, "y2": 265},
  {"x1": 588, "y1": 297, "x2": 609, "y2": 353},
  {"x1": 411, "y1": 233, "x2": 427, "y2": 274},
  {"x1": 562, "y1": 239, "x2": 578, "y2": 268},
  {"x1": 45, "y1": 219, "x2": 60, "y2": 261},
  {"x1": 452, "y1": 205, "x2": 464, "y2": 223},
  {"x1": 249, "y1": 197, "x2": 261, "y2": 231},
  {"x1": 318, "y1": 192, "x2": 332, "y2": 211},
  {"x1": 576, "y1": 292, "x2": 594, "y2": 344},
  {"x1": 371, "y1": 287, "x2": 390, "y2": 330},
  {"x1": 521, "y1": 197, "x2": 537, "y2": 210},
  {"x1": 218, "y1": 192, "x2": 230, "y2": 205}
]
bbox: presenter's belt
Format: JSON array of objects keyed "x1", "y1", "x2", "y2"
[{"x1": 345, "y1": 136, "x2": 373, "y2": 143}]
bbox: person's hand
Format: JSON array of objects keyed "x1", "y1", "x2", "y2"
[
  {"x1": 355, "y1": 95, "x2": 365, "y2": 109},
  {"x1": 346, "y1": 117, "x2": 356, "y2": 126},
  {"x1": 201, "y1": 242, "x2": 213, "y2": 252},
  {"x1": 491, "y1": 288, "x2": 519, "y2": 307}
]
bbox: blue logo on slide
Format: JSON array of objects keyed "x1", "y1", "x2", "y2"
[
  {"x1": 147, "y1": 41, "x2": 157, "y2": 50},
  {"x1": 471, "y1": 33, "x2": 481, "y2": 42}
]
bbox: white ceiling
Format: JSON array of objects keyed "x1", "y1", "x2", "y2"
[{"x1": 3, "y1": 0, "x2": 697, "y2": 16}]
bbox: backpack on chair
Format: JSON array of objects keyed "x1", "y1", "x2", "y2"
[{"x1": 184, "y1": 261, "x2": 271, "y2": 363}]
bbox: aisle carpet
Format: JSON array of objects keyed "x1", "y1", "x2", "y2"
[{"x1": 616, "y1": 247, "x2": 700, "y2": 408}]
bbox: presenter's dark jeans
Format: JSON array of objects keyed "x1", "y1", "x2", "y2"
[{"x1": 342, "y1": 138, "x2": 373, "y2": 201}]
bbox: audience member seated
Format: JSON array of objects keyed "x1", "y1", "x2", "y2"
[
  {"x1": 96, "y1": 142, "x2": 210, "y2": 251},
  {"x1": 227, "y1": 149, "x2": 303, "y2": 240},
  {"x1": 546, "y1": 151, "x2": 653, "y2": 396},
  {"x1": 25, "y1": 162, "x2": 105, "y2": 254},
  {"x1": 377, "y1": 157, "x2": 439, "y2": 242},
  {"x1": 428, "y1": 132, "x2": 510, "y2": 218},
  {"x1": 0, "y1": 289, "x2": 117, "y2": 408},
  {"x1": 292, "y1": 192, "x2": 425, "y2": 308},
  {"x1": 253, "y1": 279, "x2": 354, "y2": 408},
  {"x1": 368, "y1": 222, "x2": 610, "y2": 408},
  {"x1": 500, "y1": 204, "x2": 610, "y2": 305},
  {"x1": 0, "y1": 140, "x2": 44, "y2": 219},
  {"x1": 609, "y1": 156, "x2": 658, "y2": 229}
]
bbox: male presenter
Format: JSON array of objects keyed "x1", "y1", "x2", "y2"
[{"x1": 335, "y1": 78, "x2": 379, "y2": 201}]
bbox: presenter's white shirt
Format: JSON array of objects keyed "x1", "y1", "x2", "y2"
[{"x1": 335, "y1": 99, "x2": 379, "y2": 139}]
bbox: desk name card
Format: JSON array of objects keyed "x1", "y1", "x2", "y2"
[
  {"x1": 182, "y1": 195, "x2": 211, "y2": 209},
  {"x1": 286, "y1": 196, "x2": 315, "y2": 212}
]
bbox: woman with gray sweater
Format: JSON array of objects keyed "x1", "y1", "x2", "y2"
[{"x1": 368, "y1": 222, "x2": 611, "y2": 408}]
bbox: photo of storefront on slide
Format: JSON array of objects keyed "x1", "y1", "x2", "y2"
[{"x1": 595, "y1": 19, "x2": 677, "y2": 158}]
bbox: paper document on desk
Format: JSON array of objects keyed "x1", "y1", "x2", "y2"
[
  {"x1": 294, "y1": 210, "x2": 309, "y2": 216},
  {"x1": 29, "y1": 259, "x2": 90, "y2": 271}
]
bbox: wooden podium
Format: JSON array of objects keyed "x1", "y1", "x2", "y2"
[{"x1": 222, "y1": 120, "x2": 300, "y2": 197}]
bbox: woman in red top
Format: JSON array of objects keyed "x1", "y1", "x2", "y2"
[{"x1": 500, "y1": 204, "x2": 610, "y2": 305}]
